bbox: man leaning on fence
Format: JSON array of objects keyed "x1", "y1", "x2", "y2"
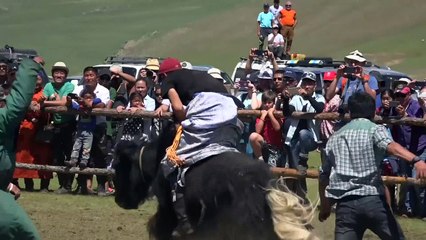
[
  {"x1": 318, "y1": 92, "x2": 426, "y2": 240},
  {"x1": 0, "y1": 57, "x2": 44, "y2": 239}
]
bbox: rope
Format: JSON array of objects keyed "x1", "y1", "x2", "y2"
[{"x1": 165, "y1": 124, "x2": 185, "y2": 167}]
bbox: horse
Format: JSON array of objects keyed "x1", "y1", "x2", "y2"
[{"x1": 113, "y1": 121, "x2": 317, "y2": 240}]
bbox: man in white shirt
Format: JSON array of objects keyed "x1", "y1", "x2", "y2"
[
  {"x1": 73, "y1": 66, "x2": 111, "y2": 196},
  {"x1": 267, "y1": 25, "x2": 285, "y2": 59},
  {"x1": 269, "y1": 0, "x2": 283, "y2": 28}
]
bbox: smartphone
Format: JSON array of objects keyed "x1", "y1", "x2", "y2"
[
  {"x1": 239, "y1": 80, "x2": 249, "y2": 91},
  {"x1": 67, "y1": 93, "x2": 79, "y2": 100},
  {"x1": 287, "y1": 87, "x2": 300, "y2": 96},
  {"x1": 389, "y1": 101, "x2": 400, "y2": 108}
]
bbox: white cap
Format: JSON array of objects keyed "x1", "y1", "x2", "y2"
[
  {"x1": 345, "y1": 50, "x2": 366, "y2": 63},
  {"x1": 207, "y1": 68, "x2": 223, "y2": 80},
  {"x1": 397, "y1": 77, "x2": 411, "y2": 85}
]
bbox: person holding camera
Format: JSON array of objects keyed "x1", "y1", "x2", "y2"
[
  {"x1": 283, "y1": 72, "x2": 325, "y2": 201},
  {"x1": 257, "y1": 3, "x2": 274, "y2": 50},
  {"x1": 319, "y1": 92, "x2": 426, "y2": 240},
  {"x1": 0, "y1": 56, "x2": 44, "y2": 240},
  {"x1": 325, "y1": 50, "x2": 379, "y2": 113},
  {"x1": 42, "y1": 61, "x2": 76, "y2": 194},
  {"x1": 0, "y1": 57, "x2": 10, "y2": 87}
]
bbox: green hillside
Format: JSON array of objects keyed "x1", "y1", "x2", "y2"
[{"x1": 1, "y1": 0, "x2": 426, "y2": 78}]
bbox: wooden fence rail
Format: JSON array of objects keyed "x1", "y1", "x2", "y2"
[
  {"x1": 15, "y1": 163, "x2": 426, "y2": 186},
  {"x1": 44, "y1": 107, "x2": 426, "y2": 127}
]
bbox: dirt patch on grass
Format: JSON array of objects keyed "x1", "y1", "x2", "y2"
[{"x1": 365, "y1": 52, "x2": 407, "y2": 68}]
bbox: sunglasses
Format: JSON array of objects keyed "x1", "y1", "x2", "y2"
[{"x1": 285, "y1": 4, "x2": 292, "y2": 7}]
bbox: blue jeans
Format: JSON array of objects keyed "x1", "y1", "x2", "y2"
[
  {"x1": 399, "y1": 149, "x2": 426, "y2": 216},
  {"x1": 288, "y1": 129, "x2": 318, "y2": 200},
  {"x1": 70, "y1": 129, "x2": 93, "y2": 163},
  {"x1": 289, "y1": 129, "x2": 318, "y2": 168},
  {"x1": 335, "y1": 195, "x2": 405, "y2": 240},
  {"x1": 237, "y1": 121, "x2": 254, "y2": 157}
]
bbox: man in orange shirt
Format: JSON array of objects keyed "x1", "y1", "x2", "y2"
[{"x1": 278, "y1": 1, "x2": 297, "y2": 55}]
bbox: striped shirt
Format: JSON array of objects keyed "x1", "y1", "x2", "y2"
[{"x1": 320, "y1": 118, "x2": 392, "y2": 199}]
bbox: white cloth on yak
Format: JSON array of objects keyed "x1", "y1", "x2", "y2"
[{"x1": 161, "y1": 92, "x2": 242, "y2": 185}]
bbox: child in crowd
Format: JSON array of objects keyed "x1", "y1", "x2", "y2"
[
  {"x1": 116, "y1": 92, "x2": 147, "y2": 143},
  {"x1": 65, "y1": 89, "x2": 104, "y2": 169},
  {"x1": 249, "y1": 90, "x2": 284, "y2": 167},
  {"x1": 376, "y1": 89, "x2": 400, "y2": 212}
]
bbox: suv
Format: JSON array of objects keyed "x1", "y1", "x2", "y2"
[
  {"x1": 231, "y1": 57, "x2": 340, "y2": 95},
  {"x1": 363, "y1": 66, "x2": 411, "y2": 92},
  {"x1": 92, "y1": 56, "x2": 233, "y2": 92},
  {"x1": 93, "y1": 56, "x2": 160, "y2": 80}
]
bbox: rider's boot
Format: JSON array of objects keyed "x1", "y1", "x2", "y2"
[{"x1": 171, "y1": 192, "x2": 194, "y2": 238}]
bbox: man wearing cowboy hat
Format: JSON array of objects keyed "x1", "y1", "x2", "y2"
[
  {"x1": 42, "y1": 61, "x2": 76, "y2": 194},
  {"x1": 326, "y1": 50, "x2": 379, "y2": 112}
]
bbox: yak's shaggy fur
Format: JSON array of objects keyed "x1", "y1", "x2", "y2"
[{"x1": 113, "y1": 122, "x2": 317, "y2": 240}]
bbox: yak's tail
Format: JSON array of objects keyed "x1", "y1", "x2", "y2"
[{"x1": 266, "y1": 178, "x2": 320, "y2": 240}]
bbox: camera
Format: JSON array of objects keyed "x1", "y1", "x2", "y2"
[
  {"x1": 67, "y1": 93, "x2": 79, "y2": 100},
  {"x1": 254, "y1": 49, "x2": 267, "y2": 57},
  {"x1": 344, "y1": 66, "x2": 357, "y2": 75}
]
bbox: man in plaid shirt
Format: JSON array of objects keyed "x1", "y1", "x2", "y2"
[{"x1": 318, "y1": 92, "x2": 426, "y2": 240}]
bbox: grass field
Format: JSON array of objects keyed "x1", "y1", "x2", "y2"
[
  {"x1": 1, "y1": 0, "x2": 426, "y2": 77},
  {"x1": 16, "y1": 152, "x2": 426, "y2": 240}
]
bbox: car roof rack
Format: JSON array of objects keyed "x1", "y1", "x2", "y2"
[{"x1": 104, "y1": 56, "x2": 166, "y2": 64}]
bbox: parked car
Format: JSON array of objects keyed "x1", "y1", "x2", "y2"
[{"x1": 179, "y1": 61, "x2": 234, "y2": 93}]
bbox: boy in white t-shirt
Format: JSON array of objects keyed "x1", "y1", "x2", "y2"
[
  {"x1": 267, "y1": 25, "x2": 285, "y2": 59},
  {"x1": 269, "y1": 0, "x2": 284, "y2": 27}
]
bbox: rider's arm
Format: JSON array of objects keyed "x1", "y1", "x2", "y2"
[{"x1": 167, "y1": 88, "x2": 186, "y2": 122}]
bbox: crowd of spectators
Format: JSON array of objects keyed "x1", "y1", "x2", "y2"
[
  {"x1": 1, "y1": 45, "x2": 425, "y2": 222},
  {"x1": 235, "y1": 48, "x2": 426, "y2": 220},
  {"x1": 1, "y1": 56, "x2": 170, "y2": 196}
]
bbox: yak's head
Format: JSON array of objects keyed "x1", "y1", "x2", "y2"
[{"x1": 113, "y1": 120, "x2": 176, "y2": 209}]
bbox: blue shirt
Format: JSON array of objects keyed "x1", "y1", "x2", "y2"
[
  {"x1": 257, "y1": 12, "x2": 274, "y2": 28},
  {"x1": 337, "y1": 76, "x2": 379, "y2": 105},
  {"x1": 72, "y1": 98, "x2": 102, "y2": 131}
]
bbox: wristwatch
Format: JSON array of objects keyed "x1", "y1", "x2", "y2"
[{"x1": 410, "y1": 156, "x2": 421, "y2": 167}]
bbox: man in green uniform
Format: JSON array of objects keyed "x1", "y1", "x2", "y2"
[{"x1": 0, "y1": 57, "x2": 44, "y2": 239}]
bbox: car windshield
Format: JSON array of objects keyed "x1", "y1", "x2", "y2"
[
  {"x1": 221, "y1": 72, "x2": 233, "y2": 85},
  {"x1": 94, "y1": 66, "x2": 137, "y2": 78},
  {"x1": 414, "y1": 81, "x2": 426, "y2": 91}
]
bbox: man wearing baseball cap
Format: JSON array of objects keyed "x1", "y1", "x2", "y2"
[
  {"x1": 158, "y1": 57, "x2": 244, "y2": 237},
  {"x1": 326, "y1": 50, "x2": 379, "y2": 112},
  {"x1": 283, "y1": 71, "x2": 325, "y2": 201}
]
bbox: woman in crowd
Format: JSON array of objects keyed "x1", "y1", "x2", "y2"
[{"x1": 13, "y1": 72, "x2": 53, "y2": 192}]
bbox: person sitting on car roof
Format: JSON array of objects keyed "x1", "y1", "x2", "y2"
[
  {"x1": 267, "y1": 25, "x2": 285, "y2": 59},
  {"x1": 325, "y1": 50, "x2": 378, "y2": 113}
]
